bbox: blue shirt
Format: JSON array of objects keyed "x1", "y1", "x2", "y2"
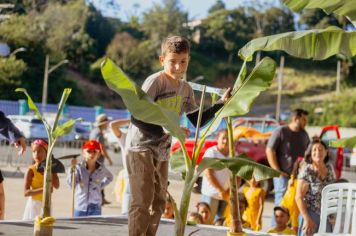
[{"x1": 67, "y1": 161, "x2": 113, "y2": 212}]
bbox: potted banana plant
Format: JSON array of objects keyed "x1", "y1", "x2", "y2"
[{"x1": 16, "y1": 88, "x2": 79, "y2": 236}]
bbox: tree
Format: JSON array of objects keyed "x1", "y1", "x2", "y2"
[
  {"x1": 141, "y1": 0, "x2": 188, "y2": 46},
  {"x1": 208, "y1": 0, "x2": 225, "y2": 14},
  {"x1": 201, "y1": 8, "x2": 255, "y2": 63},
  {"x1": 262, "y1": 7, "x2": 295, "y2": 35},
  {"x1": 105, "y1": 32, "x2": 156, "y2": 83}
]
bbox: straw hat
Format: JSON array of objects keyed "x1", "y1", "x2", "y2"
[{"x1": 94, "y1": 113, "x2": 111, "y2": 127}]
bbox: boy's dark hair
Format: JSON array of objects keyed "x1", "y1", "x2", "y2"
[
  {"x1": 304, "y1": 140, "x2": 329, "y2": 164},
  {"x1": 291, "y1": 108, "x2": 309, "y2": 118},
  {"x1": 196, "y1": 202, "x2": 210, "y2": 211},
  {"x1": 274, "y1": 206, "x2": 290, "y2": 217},
  {"x1": 188, "y1": 212, "x2": 203, "y2": 224},
  {"x1": 161, "y1": 36, "x2": 190, "y2": 56}
]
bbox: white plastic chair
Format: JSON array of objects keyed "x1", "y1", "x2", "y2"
[{"x1": 314, "y1": 183, "x2": 356, "y2": 236}]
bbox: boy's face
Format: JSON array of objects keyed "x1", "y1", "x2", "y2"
[
  {"x1": 275, "y1": 209, "x2": 289, "y2": 227},
  {"x1": 83, "y1": 148, "x2": 100, "y2": 161},
  {"x1": 159, "y1": 52, "x2": 190, "y2": 80}
]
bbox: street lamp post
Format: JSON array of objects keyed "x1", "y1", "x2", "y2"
[
  {"x1": 41, "y1": 55, "x2": 69, "y2": 107},
  {"x1": 10, "y1": 47, "x2": 26, "y2": 56}
]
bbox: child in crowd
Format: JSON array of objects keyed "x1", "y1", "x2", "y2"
[
  {"x1": 267, "y1": 206, "x2": 296, "y2": 235},
  {"x1": 187, "y1": 212, "x2": 203, "y2": 224},
  {"x1": 67, "y1": 140, "x2": 113, "y2": 217},
  {"x1": 242, "y1": 177, "x2": 265, "y2": 231},
  {"x1": 196, "y1": 202, "x2": 212, "y2": 224},
  {"x1": 23, "y1": 139, "x2": 60, "y2": 220},
  {"x1": 201, "y1": 129, "x2": 230, "y2": 224},
  {"x1": 110, "y1": 119, "x2": 130, "y2": 215},
  {"x1": 161, "y1": 196, "x2": 174, "y2": 219},
  {"x1": 280, "y1": 158, "x2": 303, "y2": 232}
]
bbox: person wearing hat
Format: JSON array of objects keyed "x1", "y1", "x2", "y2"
[
  {"x1": 267, "y1": 206, "x2": 296, "y2": 235},
  {"x1": 67, "y1": 140, "x2": 113, "y2": 217},
  {"x1": 90, "y1": 113, "x2": 113, "y2": 205}
]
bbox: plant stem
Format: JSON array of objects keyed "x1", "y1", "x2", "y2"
[
  {"x1": 226, "y1": 117, "x2": 243, "y2": 233},
  {"x1": 41, "y1": 141, "x2": 54, "y2": 218},
  {"x1": 175, "y1": 168, "x2": 194, "y2": 236}
]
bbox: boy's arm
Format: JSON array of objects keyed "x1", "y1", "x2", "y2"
[
  {"x1": 186, "y1": 87, "x2": 231, "y2": 127},
  {"x1": 101, "y1": 168, "x2": 114, "y2": 189},
  {"x1": 110, "y1": 119, "x2": 130, "y2": 139}
]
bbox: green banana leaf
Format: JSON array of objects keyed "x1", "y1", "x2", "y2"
[
  {"x1": 282, "y1": 0, "x2": 356, "y2": 26},
  {"x1": 200, "y1": 57, "x2": 276, "y2": 138},
  {"x1": 196, "y1": 155, "x2": 280, "y2": 182},
  {"x1": 170, "y1": 149, "x2": 188, "y2": 174},
  {"x1": 15, "y1": 88, "x2": 50, "y2": 131},
  {"x1": 330, "y1": 136, "x2": 356, "y2": 148},
  {"x1": 52, "y1": 88, "x2": 72, "y2": 133},
  {"x1": 239, "y1": 26, "x2": 356, "y2": 62},
  {"x1": 53, "y1": 118, "x2": 81, "y2": 139},
  {"x1": 101, "y1": 58, "x2": 185, "y2": 142}
]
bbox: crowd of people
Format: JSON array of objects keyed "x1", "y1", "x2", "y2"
[{"x1": 0, "y1": 36, "x2": 341, "y2": 236}]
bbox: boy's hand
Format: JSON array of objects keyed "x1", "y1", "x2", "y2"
[
  {"x1": 222, "y1": 88, "x2": 232, "y2": 103},
  {"x1": 180, "y1": 126, "x2": 190, "y2": 138}
]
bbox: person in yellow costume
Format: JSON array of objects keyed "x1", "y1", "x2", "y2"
[
  {"x1": 280, "y1": 158, "x2": 304, "y2": 232},
  {"x1": 242, "y1": 177, "x2": 265, "y2": 231},
  {"x1": 268, "y1": 206, "x2": 296, "y2": 235},
  {"x1": 23, "y1": 139, "x2": 60, "y2": 220}
]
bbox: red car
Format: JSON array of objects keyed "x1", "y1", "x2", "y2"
[{"x1": 171, "y1": 118, "x2": 344, "y2": 180}]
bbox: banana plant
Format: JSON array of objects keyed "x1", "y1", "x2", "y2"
[
  {"x1": 281, "y1": 0, "x2": 356, "y2": 26},
  {"x1": 16, "y1": 88, "x2": 79, "y2": 236},
  {"x1": 239, "y1": 26, "x2": 356, "y2": 62},
  {"x1": 330, "y1": 136, "x2": 356, "y2": 149},
  {"x1": 101, "y1": 57, "x2": 280, "y2": 235}
]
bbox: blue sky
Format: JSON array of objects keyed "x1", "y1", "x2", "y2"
[{"x1": 89, "y1": 0, "x2": 280, "y2": 21}]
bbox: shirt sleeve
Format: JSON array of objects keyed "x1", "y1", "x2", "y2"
[
  {"x1": 142, "y1": 75, "x2": 160, "y2": 100},
  {"x1": 101, "y1": 167, "x2": 114, "y2": 189},
  {"x1": 297, "y1": 165, "x2": 310, "y2": 181},
  {"x1": 0, "y1": 111, "x2": 23, "y2": 143},
  {"x1": 267, "y1": 127, "x2": 281, "y2": 150}
]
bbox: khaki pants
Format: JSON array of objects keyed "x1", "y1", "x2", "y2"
[{"x1": 127, "y1": 149, "x2": 168, "y2": 236}]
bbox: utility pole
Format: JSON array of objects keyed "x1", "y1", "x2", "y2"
[
  {"x1": 41, "y1": 55, "x2": 69, "y2": 108},
  {"x1": 275, "y1": 55, "x2": 285, "y2": 122}
]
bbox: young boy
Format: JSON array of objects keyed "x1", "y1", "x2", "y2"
[
  {"x1": 67, "y1": 140, "x2": 113, "y2": 217},
  {"x1": 125, "y1": 36, "x2": 231, "y2": 236},
  {"x1": 267, "y1": 206, "x2": 296, "y2": 235}
]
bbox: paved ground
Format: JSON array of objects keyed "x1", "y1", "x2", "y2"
[{"x1": 1, "y1": 148, "x2": 356, "y2": 235}]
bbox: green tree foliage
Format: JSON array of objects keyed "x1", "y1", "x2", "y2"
[
  {"x1": 105, "y1": 32, "x2": 156, "y2": 82},
  {"x1": 141, "y1": 0, "x2": 188, "y2": 46},
  {"x1": 262, "y1": 7, "x2": 295, "y2": 35},
  {"x1": 200, "y1": 8, "x2": 255, "y2": 63},
  {"x1": 208, "y1": 0, "x2": 225, "y2": 14},
  {"x1": 0, "y1": 56, "x2": 27, "y2": 100}
]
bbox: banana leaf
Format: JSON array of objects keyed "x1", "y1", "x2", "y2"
[
  {"x1": 53, "y1": 118, "x2": 81, "y2": 139},
  {"x1": 200, "y1": 57, "x2": 276, "y2": 138},
  {"x1": 15, "y1": 88, "x2": 50, "y2": 131},
  {"x1": 239, "y1": 26, "x2": 356, "y2": 62},
  {"x1": 282, "y1": 0, "x2": 356, "y2": 26},
  {"x1": 101, "y1": 58, "x2": 185, "y2": 142},
  {"x1": 196, "y1": 155, "x2": 280, "y2": 182},
  {"x1": 330, "y1": 136, "x2": 356, "y2": 148}
]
